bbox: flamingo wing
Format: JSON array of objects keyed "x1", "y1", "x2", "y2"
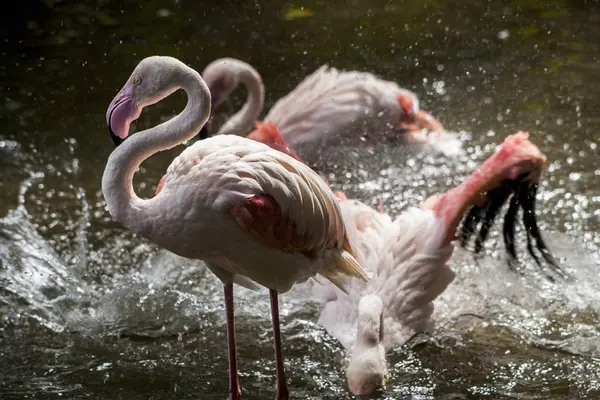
[
  {"x1": 168, "y1": 135, "x2": 351, "y2": 256},
  {"x1": 375, "y1": 208, "x2": 455, "y2": 349},
  {"x1": 226, "y1": 150, "x2": 348, "y2": 257},
  {"x1": 231, "y1": 194, "x2": 325, "y2": 258},
  {"x1": 161, "y1": 135, "x2": 366, "y2": 289}
]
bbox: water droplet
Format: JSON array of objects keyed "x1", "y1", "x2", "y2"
[{"x1": 497, "y1": 29, "x2": 510, "y2": 40}]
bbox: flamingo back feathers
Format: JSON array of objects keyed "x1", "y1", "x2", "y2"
[
  {"x1": 264, "y1": 65, "x2": 415, "y2": 148},
  {"x1": 168, "y1": 135, "x2": 368, "y2": 287}
]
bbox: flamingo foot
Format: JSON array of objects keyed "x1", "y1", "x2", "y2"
[
  {"x1": 270, "y1": 289, "x2": 290, "y2": 400},
  {"x1": 224, "y1": 283, "x2": 242, "y2": 400}
]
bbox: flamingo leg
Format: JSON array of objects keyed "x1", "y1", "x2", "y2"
[
  {"x1": 224, "y1": 283, "x2": 242, "y2": 400},
  {"x1": 269, "y1": 289, "x2": 289, "y2": 400}
]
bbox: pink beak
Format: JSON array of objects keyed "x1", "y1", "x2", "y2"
[
  {"x1": 397, "y1": 93, "x2": 444, "y2": 135},
  {"x1": 106, "y1": 82, "x2": 140, "y2": 146}
]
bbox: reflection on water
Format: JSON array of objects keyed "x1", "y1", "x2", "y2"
[{"x1": 1, "y1": 0, "x2": 599, "y2": 398}]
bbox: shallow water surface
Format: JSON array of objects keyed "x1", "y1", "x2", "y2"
[{"x1": 1, "y1": 0, "x2": 599, "y2": 399}]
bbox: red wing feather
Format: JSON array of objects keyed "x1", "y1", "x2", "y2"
[
  {"x1": 247, "y1": 122, "x2": 302, "y2": 161},
  {"x1": 230, "y1": 194, "x2": 319, "y2": 259}
]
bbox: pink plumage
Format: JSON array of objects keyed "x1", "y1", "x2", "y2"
[
  {"x1": 201, "y1": 58, "x2": 458, "y2": 162},
  {"x1": 102, "y1": 56, "x2": 367, "y2": 400},
  {"x1": 314, "y1": 131, "x2": 562, "y2": 396}
]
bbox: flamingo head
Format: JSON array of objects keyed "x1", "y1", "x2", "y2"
[
  {"x1": 347, "y1": 294, "x2": 387, "y2": 397},
  {"x1": 202, "y1": 58, "x2": 248, "y2": 112},
  {"x1": 247, "y1": 122, "x2": 302, "y2": 161},
  {"x1": 427, "y1": 131, "x2": 565, "y2": 279},
  {"x1": 106, "y1": 56, "x2": 204, "y2": 147},
  {"x1": 201, "y1": 58, "x2": 264, "y2": 139},
  {"x1": 396, "y1": 92, "x2": 445, "y2": 143}
]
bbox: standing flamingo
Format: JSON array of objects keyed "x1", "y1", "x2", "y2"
[
  {"x1": 201, "y1": 58, "x2": 458, "y2": 162},
  {"x1": 102, "y1": 55, "x2": 368, "y2": 400},
  {"x1": 312, "y1": 132, "x2": 565, "y2": 396}
]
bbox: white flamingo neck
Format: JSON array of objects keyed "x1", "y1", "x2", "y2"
[
  {"x1": 101, "y1": 65, "x2": 211, "y2": 236},
  {"x1": 216, "y1": 63, "x2": 264, "y2": 137}
]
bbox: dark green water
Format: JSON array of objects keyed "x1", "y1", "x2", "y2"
[{"x1": 1, "y1": 0, "x2": 599, "y2": 399}]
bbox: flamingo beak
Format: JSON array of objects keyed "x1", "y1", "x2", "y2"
[
  {"x1": 210, "y1": 94, "x2": 221, "y2": 114},
  {"x1": 198, "y1": 119, "x2": 212, "y2": 139},
  {"x1": 106, "y1": 82, "x2": 140, "y2": 147},
  {"x1": 194, "y1": 91, "x2": 219, "y2": 140},
  {"x1": 396, "y1": 93, "x2": 444, "y2": 138}
]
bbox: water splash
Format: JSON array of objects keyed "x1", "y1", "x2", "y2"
[{"x1": 0, "y1": 131, "x2": 599, "y2": 399}]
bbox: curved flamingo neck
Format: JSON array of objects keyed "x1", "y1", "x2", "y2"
[
  {"x1": 101, "y1": 65, "x2": 211, "y2": 237},
  {"x1": 216, "y1": 64, "x2": 264, "y2": 137}
]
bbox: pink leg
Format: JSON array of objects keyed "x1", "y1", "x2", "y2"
[
  {"x1": 225, "y1": 283, "x2": 242, "y2": 400},
  {"x1": 269, "y1": 289, "x2": 289, "y2": 400}
]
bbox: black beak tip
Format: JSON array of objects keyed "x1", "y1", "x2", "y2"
[
  {"x1": 198, "y1": 124, "x2": 211, "y2": 140},
  {"x1": 109, "y1": 126, "x2": 124, "y2": 147}
]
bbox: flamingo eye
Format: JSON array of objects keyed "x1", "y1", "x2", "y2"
[{"x1": 132, "y1": 76, "x2": 142, "y2": 85}]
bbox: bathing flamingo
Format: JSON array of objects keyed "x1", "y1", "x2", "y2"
[
  {"x1": 102, "y1": 55, "x2": 368, "y2": 400},
  {"x1": 201, "y1": 58, "x2": 458, "y2": 162},
  {"x1": 313, "y1": 132, "x2": 565, "y2": 396}
]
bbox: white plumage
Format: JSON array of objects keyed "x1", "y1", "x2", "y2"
[
  {"x1": 201, "y1": 58, "x2": 456, "y2": 162},
  {"x1": 264, "y1": 65, "x2": 418, "y2": 150},
  {"x1": 312, "y1": 132, "x2": 554, "y2": 397},
  {"x1": 315, "y1": 200, "x2": 454, "y2": 349},
  {"x1": 314, "y1": 198, "x2": 455, "y2": 396},
  {"x1": 102, "y1": 55, "x2": 367, "y2": 400},
  {"x1": 157, "y1": 135, "x2": 359, "y2": 292}
]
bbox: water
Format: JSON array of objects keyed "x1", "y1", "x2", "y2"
[{"x1": 1, "y1": 0, "x2": 599, "y2": 398}]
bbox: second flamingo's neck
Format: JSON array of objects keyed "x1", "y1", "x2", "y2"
[
  {"x1": 101, "y1": 66, "x2": 211, "y2": 236},
  {"x1": 217, "y1": 65, "x2": 264, "y2": 137},
  {"x1": 433, "y1": 150, "x2": 506, "y2": 246}
]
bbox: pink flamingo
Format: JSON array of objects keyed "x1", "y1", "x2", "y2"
[
  {"x1": 313, "y1": 132, "x2": 565, "y2": 396},
  {"x1": 201, "y1": 58, "x2": 456, "y2": 162},
  {"x1": 103, "y1": 56, "x2": 368, "y2": 400}
]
